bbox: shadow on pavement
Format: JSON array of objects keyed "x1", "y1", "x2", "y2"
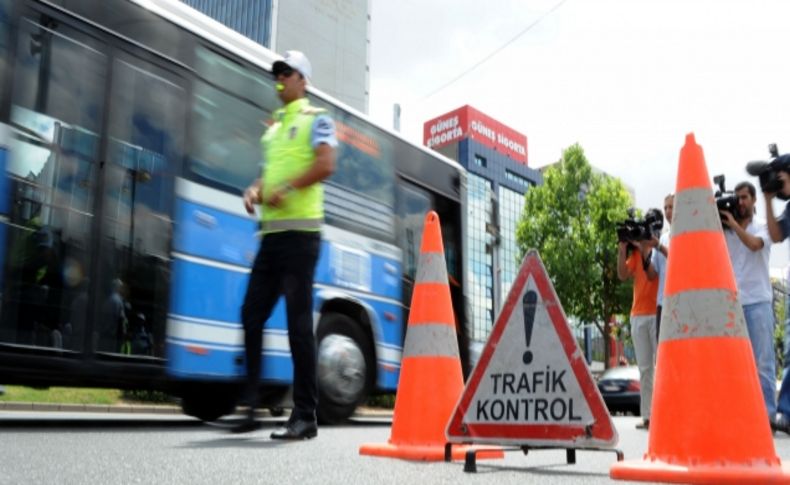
[
  {"x1": 180, "y1": 436, "x2": 294, "y2": 449},
  {"x1": 0, "y1": 417, "x2": 204, "y2": 431},
  {"x1": 469, "y1": 461, "x2": 611, "y2": 478}
]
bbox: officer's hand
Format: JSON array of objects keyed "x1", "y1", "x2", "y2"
[
  {"x1": 264, "y1": 189, "x2": 287, "y2": 208},
  {"x1": 243, "y1": 186, "x2": 260, "y2": 215},
  {"x1": 720, "y1": 210, "x2": 735, "y2": 228}
]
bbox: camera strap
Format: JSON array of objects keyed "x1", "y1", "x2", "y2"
[{"x1": 641, "y1": 250, "x2": 652, "y2": 272}]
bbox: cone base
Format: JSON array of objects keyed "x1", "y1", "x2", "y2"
[
  {"x1": 610, "y1": 458, "x2": 790, "y2": 484},
  {"x1": 359, "y1": 442, "x2": 504, "y2": 462}
]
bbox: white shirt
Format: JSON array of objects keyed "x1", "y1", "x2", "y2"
[
  {"x1": 724, "y1": 218, "x2": 772, "y2": 305},
  {"x1": 651, "y1": 231, "x2": 671, "y2": 305}
]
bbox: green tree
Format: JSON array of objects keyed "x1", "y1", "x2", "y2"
[{"x1": 516, "y1": 144, "x2": 633, "y2": 367}]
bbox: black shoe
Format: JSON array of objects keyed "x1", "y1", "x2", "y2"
[
  {"x1": 270, "y1": 418, "x2": 317, "y2": 440},
  {"x1": 229, "y1": 409, "x2": 261, "y2": 434},
  {"x1": 635, "y1": 419, "x2": 650, "y2": 430},
  {"x1": 775, "y1": 416, "x2": 790, "y2": 436}
]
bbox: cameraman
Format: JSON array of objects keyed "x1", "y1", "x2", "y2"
[
  {"x1": 722, "y1": 181, "x2": 776, "y2": 427},
  {"x1": 617, "y1": 214, "x2": 660, "y2": 430},
  {"x1": 764, "y1": 170, "x2": 790, "y2": 433}
]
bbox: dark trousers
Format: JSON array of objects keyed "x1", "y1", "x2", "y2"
[
  {"x1": 241, "y1": 231, "x2": 321, "y2": 421},
  {"x1": 656, "y1": 305, "x2": 662, "y2": 341}
]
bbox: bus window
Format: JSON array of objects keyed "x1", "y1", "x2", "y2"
[
  {"x1": 0, "y1": 0, "x2": 10, "y2": 87},
  {"x1": 187, "y1": 47, "x2": 277, "y2": 193},
  {"x1": 322, "y1": 105, "x2": 396, "y2": 240},
  {"x1": 189, "y1": 82, "x2": 267, "y2": 193},
  {"x1": 1, "y1": 17, "x2": 106, "y2": 351},
  {"x1": 397, "y1": 183, "x2": 432, "y2": 303},
  {"x1": 194, "y1": 46, "x2": 278, "y2": 111},
  {"x1": 98, "y1": 56, "x2": 186, "y2": 357}
]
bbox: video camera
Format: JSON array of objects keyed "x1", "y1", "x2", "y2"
[
  {"x1": 746, "y1": 143, "x2": 790, "y2": 201},
  {"x1": 616, "y1": 208, "x2": 664, "y2": 244},
  {"x1": 713, "y1": 174, "x2": 738, "y2": 223}
]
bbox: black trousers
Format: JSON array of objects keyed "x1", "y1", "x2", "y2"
[
  {"x1": 656, "y1": 305, "x2": 662, "y2": 341},
  {"x1": 241, "y1": 231, "x2": 321, "y2": 421}
]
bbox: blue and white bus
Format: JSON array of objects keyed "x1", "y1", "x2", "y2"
[{"x1": 0, "y1": 0, "x2": 469, "y2": 422}]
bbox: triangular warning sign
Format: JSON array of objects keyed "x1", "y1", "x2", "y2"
[{"x1": 446, "y1": 250, "x2": 618, "y2": 447}]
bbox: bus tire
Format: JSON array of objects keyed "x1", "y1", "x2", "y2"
[
  {"x1": 316, "y1": 312, "x2": 374, "y2": 424},
  {"x1": 181, "y1": 387, "x2": 237, "y2": 422}
]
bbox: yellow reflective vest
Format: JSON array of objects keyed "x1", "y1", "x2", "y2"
[{"x1": 260, "y1": 98, "x2": 326, "y2": 234}]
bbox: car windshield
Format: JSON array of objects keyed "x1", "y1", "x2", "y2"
[{"x1": 600, "y1": 366, "x2": 639, "y2": 380}]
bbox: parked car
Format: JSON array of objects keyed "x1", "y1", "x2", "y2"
[{"x1": 597, "y1": 365, "x2": 640, "y2": 416}]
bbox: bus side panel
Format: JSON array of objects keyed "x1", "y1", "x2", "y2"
[
  {"x1": 166, "y1": 194, "x2": 293, "y2": 382},
  {"x1": 367, "y1": 297, "x2": 402, "y2": 391},
  {"x1": 0, "y1": 125, "x2": 9, "y2": 292},
  {"x1": 173, "y1": 198, "x2": 259, "y2": 268},
  {"x1": 315, "y1": 237, "x2": 403, "y2": 391},
  {"x1": 166, "y1": 256, "x2": 294, "y2": 382}
]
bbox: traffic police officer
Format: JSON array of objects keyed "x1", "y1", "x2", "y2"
[{"x1": 233, "y1": 51, "x2": 337, "y2": 438}]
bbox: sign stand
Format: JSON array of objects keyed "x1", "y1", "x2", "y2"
[
  {"x1": 444, "y1": 250, "x2": 623, "y2": 473},
  {"x1": 452, "y1": 444, "x2": 625, "y2": 473}
]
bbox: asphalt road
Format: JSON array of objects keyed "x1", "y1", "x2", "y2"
[{"x1": 2, "y1": 411, "x2": 790, "y2": 484}]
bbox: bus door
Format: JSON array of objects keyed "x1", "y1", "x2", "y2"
[
  {"x1": 92, "y1": 49, "x2": 186, "y2": 359},
  {"x1": 0, "y1": 8, "x2": 108, "y2": 354}
]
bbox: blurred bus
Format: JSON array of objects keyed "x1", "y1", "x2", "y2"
[{"x1": 0, "y1": 0, "x2": 469, "y2": 422}]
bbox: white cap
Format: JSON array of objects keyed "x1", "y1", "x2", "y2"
[{"x1": 272, "y1": 50, "x2": 312, "y2": 82}]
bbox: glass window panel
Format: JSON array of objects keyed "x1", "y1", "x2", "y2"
[
  {"x1": 0, "y1": 19, "x2": 106, "y2": 351},
  {"x1": 98, "y1": 57, "x2": 185, "y2": 357},
  {"x1": 188, "y1": 80, "x2": 267, "y2": 193}
]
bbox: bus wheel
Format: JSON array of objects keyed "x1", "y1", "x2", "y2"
[
  {"x1": 317, "y1": 312, "x2": 374, "y2": 424},
  {"x1": 181, "y1": 387, "x2": 236, "y2": 422}
]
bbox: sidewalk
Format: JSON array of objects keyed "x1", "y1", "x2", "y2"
[{"x1": 0, "y1": 400, "x2": 393, "y2": 418}]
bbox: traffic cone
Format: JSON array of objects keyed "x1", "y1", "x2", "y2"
[
  {"x1": 610, "y1": 133, "x2": 790, "y2": 484},
  {"x1": 359, "y1": 212, "x2": 502, "y2": 461}
]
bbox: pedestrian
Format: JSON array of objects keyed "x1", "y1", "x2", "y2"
[
  {"x1": 648, "y1": 194, "x2": 673, "y2": 340},
  {"x1": 721, "y1": 181, "x2": 775, "y2": 427},
  {"x1": 232, "y1": 50, "x2": 337, "y2": 438},
  {"x1": 764, "y1": 168, "x2": 790, "y2": 434},
  {"x1": 617, "y1": 212, "x2": 660, "y2": 430}
]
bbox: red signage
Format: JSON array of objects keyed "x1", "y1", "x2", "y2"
[
  {"x1": 423, "y1": 106, "x2": 468, "y2": 152},
  {"x1": 423, "y1": 105, "x2": 528, "y2": 164}
]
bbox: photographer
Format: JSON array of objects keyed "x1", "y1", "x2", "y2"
[
  {"x1": 617, "y1": 211, "x2": 660, "y2": 430},
  {"x1": 722, "y1": 181, "x2": 776, "y2": 428},
  {"x1": 763, "y1": 168, "x2": 790, "y2": 433}
]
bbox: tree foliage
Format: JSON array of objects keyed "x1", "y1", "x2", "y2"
[{"x1": 515, "y1": 144, "x2": 633, "y2": 357}]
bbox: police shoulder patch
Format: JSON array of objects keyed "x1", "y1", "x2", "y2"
[{"x1": 300, "y1": 106, "x2": 327, "y2": 115}]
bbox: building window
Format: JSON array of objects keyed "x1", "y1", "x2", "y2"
[
  {"x1": 473, "y1": 154, "x2": 487, "y2": 168},
  {"x1": 468, "y1": 173, "x2": 494, "y2": 341},
  {"x1": 505, "y1": 170, "x2": 531, "y2": 188},
  {"x1": 498, "y1": 186, "x2": 526, "y2": 305}
]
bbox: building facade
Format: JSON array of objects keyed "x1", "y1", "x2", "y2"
[
  {"x1": 423, "y1": 106, "x2": 542, "y2": 341},
  {"x1": 179, "y1": 0, "x2": 370, "y2": 113}
]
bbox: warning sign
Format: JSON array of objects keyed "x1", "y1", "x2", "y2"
[{"x1": 446, "y1": 250, "x2": 617, "y2": 447}]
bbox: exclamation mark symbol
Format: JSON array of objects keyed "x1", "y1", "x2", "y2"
[{"x1": 522, "y1": 290, "x2": 537, "y2": 365}]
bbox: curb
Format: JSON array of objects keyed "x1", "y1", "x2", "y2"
[
  {"x1": 0, "y1": 401, "x2": 181, "y2": 414},
  {"x1": 0, "y1": 401, "x2": 393, "y2": 418}
]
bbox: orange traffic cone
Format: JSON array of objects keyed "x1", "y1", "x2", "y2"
[
  {"x1": 610, "y1": 133, "x2": 790, "y2": 484},
  {"x1": 359, "y1": 212, "x2": 502, "y2": 461}
]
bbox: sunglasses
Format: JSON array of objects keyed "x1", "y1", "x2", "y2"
[{"x1": 273, "y1": 67, "x2": 296, "y2": 79}]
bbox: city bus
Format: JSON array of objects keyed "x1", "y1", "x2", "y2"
[{"x1": 0, "y1": 0, "x2": 469, "y2": 422}]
